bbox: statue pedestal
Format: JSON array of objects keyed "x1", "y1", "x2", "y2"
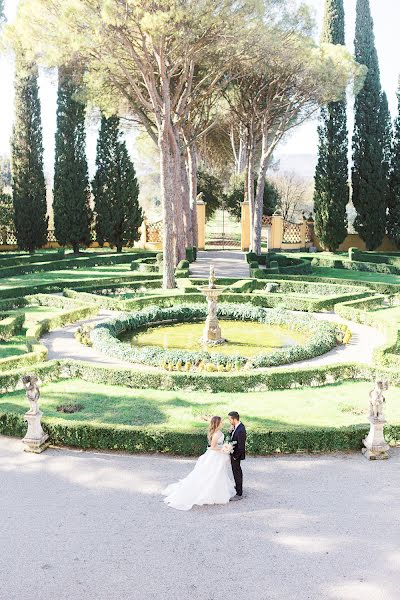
[
  {"x1": 22, "y1": 410, "x2": 49, "y2": 454},
  {"x1": 201, "y1": 316, "x2": 226, "y2": 345},
  {"x1": 362, "y1": 416, "x2": 389, "y2": 460}
]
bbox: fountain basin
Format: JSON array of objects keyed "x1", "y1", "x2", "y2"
[{"x1": 119, "y1": 320, "x2": 309, "y2": 357}]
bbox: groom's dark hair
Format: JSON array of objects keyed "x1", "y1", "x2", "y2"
[{"x1": 228, "y1": 411, "x2": 240, "y2": 421}]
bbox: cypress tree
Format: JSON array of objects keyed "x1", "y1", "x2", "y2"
[
  {"x1": 53, "y1": 68, "x2": 92, "y2": 253},
  {"x1": 11, "y1": 52, "x2": 48, "y2": 252},
  {"x1": 379, "y1": 91, "x2": 393, "y2": 202},
  {"x1": 388, "y1": 82, "x2": 400, "y2": 247},
  {"x1": 313, "y1": 0, "x2": 348, "y2": 251},
  {"x1": 92, "y1": 116, "x2": 143, "y2": 253},
  {"x1": 352, "y1": 0, "x2": 388, "y2": 250}
]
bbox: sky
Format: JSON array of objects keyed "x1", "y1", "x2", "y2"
[{"x1": 1, "y1": 0, "x2": 400, "y2": 176}]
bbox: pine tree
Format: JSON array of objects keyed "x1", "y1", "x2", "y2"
[
  {"x1": 11, "y1": 52, "x2": 48, "y2": 252},
  {"x1": 313, "y1": 0, "x2": 348, "y2": 251},
  {"x1": 53, "y1": 68, "x2": 92, "y2": 253},
  {"x1": 352, "y1": 0, "x2": 388, "y2": 250},
  {"x1": 92, "y1": 115, "x2": 143, "y2": 253},
  {"x1": 388, "y1": 82, "x2": 400, "y2": 247}
]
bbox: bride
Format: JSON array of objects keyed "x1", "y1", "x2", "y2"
[{"x1": 163, "y1": 416, "x2": 236, "y2": 511}]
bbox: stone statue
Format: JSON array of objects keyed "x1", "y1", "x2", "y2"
[
  {"x1": 209, "y1": 265, "x2": 216, "y2": 289},
  {"x1": 369, "y1": 379, "x2": 388, "y2": 421},
  {"x1": 363, "y1": 379, "x2": 390, "y2": 460},
  {"x1": 21, "y1": 375, "x2": 49, "y2": 453},
  {"x1": 207, "y1": 296, "x2": 218, "y2": 319},
  {"x1": 22, "y1": 375, "x2": 40, "y2": 415}
]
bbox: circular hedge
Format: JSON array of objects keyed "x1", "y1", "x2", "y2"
[{"x1": 90, "y1": 303, "x2": 340, "y2": 369}]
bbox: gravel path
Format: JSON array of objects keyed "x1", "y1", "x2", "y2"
[
  {"x1": 190, "y1": 250, "x2": 250, "y2": 278},
  {"x1": 1, "y1": 435, "x2": 399, "y2": 600},
  {"x1": 40, "y1": 310, "x2": 132, "y2": 366},
  {"x1": 272, "y1": 311, "x2": 386, "y2": 369}
]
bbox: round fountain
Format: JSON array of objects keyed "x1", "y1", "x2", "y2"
[{"x1": 198, "y1": 265, "x2": 227, "y2": 345}]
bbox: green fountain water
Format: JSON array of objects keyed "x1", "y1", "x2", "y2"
[{"x1": 120, "y1": 320, "x2": 309, "y2": 357}]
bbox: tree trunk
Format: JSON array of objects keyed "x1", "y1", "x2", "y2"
[
  {"x1": 237, "y1": 125, "x2": 248, "y2": 175},
  {"x1": 72, "y1": 243, "x2": 79, "y2": 254},
  {"x1": 170, "y1": 131, "x2": 186, "y2": 263},
  {"x1": 180, "y1": 153, "x2": 193, "y2": 249},
  {"x1": 159, "y1": 127, "x2": 177, "y2": 289},
  {"x1": 116, "y1": 244, "x2": 122, "y2": 253},
  {"x1": 253, "y1": 125, "x2": 272, "y2": 255},
  {"x1": 247, "y1": 123, "x2": 256, "y2": 251},
  {"x1": 186, "y1": 142, "x2": 198, "y2": 248}
]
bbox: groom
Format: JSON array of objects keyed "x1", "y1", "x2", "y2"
[{"x1": 228, "y1": 411, "x2": 247, "y2": 501}]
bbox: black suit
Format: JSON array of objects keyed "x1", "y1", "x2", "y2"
[{"x1": 230, "y1": 423, "x2": 246, "y2": 496}]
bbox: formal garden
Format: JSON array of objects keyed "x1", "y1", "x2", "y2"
[
  {"x1": 0, "y1": 244, "x2": 398, "y2": 457},
  {"x1": 0, "y1": 0, "x2": 399, "y2": 462}
]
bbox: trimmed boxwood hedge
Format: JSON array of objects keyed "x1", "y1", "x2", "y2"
[
  {"x1": 90, "y1": 303, "x2": 339, "y2": 369},
  {"x1": 258, "y1": 273, "x2": 400, "y2": 295},
  {"x1": 4, "y1": 411, "x2": 397, "y2": 455},
  {"x1": 0, "y1": 313, "x2": 25, "y2": 340},
  {"x1": 0, "y1": 273, "x2": 164, "y2": 300},
  {"x1": 1, "y1": 359, "x2": 400, "y2": 396},
  {"x1": 66, "y1": 285, "x2": 374, "y2": 315},
  {"x1": 312, "y1": 255, "x2": 400, "y2": 275},
  {"x1": 0, "y1": 250, "x2": 158, "y2": 279}
]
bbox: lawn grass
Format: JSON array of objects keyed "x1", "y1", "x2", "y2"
[
  {"x1": 0, "y1": 305, "x2": 65, "y2": 359},
  {"x1": 312, "y1": 267, "x2": 400, "y2": 285},
  {"x1": 2, "y1": 379, "x2": 399, "y2": 432},
  {"x1": 0, "y1": 264, "x2": 134, "y2": 291},
  {"x1": 0, "y1": 334, "x2": 27, "y2": 358},
  {"x1": 369, "y1": 304, "x2": 400, "y2": 324},
  {"x1": 9, "y1": 305, "x2": 63, "y2": 327}
]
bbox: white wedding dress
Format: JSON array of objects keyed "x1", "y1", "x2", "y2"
[{"x1": 163, "y1": 431, "x2": 236, "y2": 511}]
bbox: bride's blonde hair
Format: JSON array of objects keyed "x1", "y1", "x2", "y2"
[{"x1": 208, "y1": 416, "x2": 222, "y2": 443}]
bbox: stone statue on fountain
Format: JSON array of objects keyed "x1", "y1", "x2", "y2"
[{"x1": 198, "y1": 265, "x2": 227, "y2": 345}]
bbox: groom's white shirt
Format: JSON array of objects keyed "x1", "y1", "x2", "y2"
[{"x1": 232, "y1": 422, "x2": 241, "y2": 436}]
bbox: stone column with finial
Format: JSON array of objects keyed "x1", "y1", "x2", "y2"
[
  {"x1": 21, "y1": 375, "x2": 49, "y2": 453},
  {"x1": 362, "y1": 379, "x2": 390, "y2": 460}
]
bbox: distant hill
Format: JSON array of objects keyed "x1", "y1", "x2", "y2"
[{"x1": 273, "y1": 153, "x2": 317, "y2": 180}]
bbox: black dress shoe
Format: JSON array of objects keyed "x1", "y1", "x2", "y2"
[{"x1": 230, "y1": 495, "x2": 243, "y2": 502}]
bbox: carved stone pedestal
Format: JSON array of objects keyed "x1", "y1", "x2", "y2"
[
  {"x1": 362, "y1": 416, "x2": 389, "y2": 460},
  {"x1": 22, "y1": 410, "x2": 49, "y2": 454},
  {"x1": 201, "y1": 316, "x2": 226, "y2": 345}
]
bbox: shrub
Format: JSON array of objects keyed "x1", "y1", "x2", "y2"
[
  {"x1": 246, "y1": 252, "x2": 260, "y2": 264},
  {"x1": 0, "y1": 250, "x2": 157, "y2": 279},
  {"x1": 185, "y1": 247, "x2": 197, "y2": 263},
  {"x1": 257, "y1": 273, "x2": 400, "y2": 295},
  {"x1": 252, "y1": 258, "x2": 312, "y2": 278},
  {"x1": 227, "y1": 280, "x2": 254, "y2": 293},
  {"x1": 348, "y1": 247, "x2": 361, "y2": 261},
  {"x1": 312, "y1": 255, "x2": 400, "y2": 275},
  {"x1": 0, "y1": 313, "x2": 25, "y2": 340},
  {"x1": 4, "y1": 411, "x2": 393, "y2": 455},
  {"x1": 177, "y1": 259, "x2": 190, "y2": 270}
]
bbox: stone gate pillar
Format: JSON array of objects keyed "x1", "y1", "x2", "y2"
[
  {"x1": 270, "y1": 214, "x2": 284, "y2": 251},
  {"x1": 196, "y1": 198, "x2": 206, "y2": 250},
  {"x1": 241, "y1": 202, "x2": 250, "y2": 251}
]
